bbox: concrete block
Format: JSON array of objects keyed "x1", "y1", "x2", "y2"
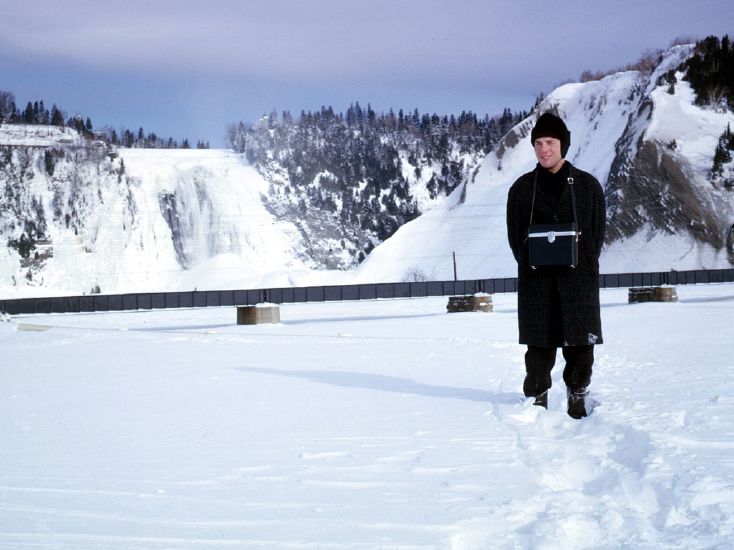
[
  {"x1": 628, "y1": 286, "x2": 678, "y2": 303},
  {"x1": 447, "y1": 294, "x2": 493, "y2": 313},
  {"x1": 237, "y1": 304, "x2": 281, "y2": 324}
]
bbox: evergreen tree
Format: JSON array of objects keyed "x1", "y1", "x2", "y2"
[
  {"x1": 50, "y1": 105, "x2": 64, "y2": 126},
  {"x1": 38, "y1": 101, "x2": 49, "y2": 124},
  {"x1": 711, "y1": 124, "x2": 733, "y2": 183},
  {"x1": 23, "y1": 102, "x2": 34, "y2": 123},
  {"x1": 684, "y1": 35, "x2": 734, "y2": 109}
]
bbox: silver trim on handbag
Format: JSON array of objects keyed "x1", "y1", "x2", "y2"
[{"x1": 528, "y1": 229, "x2": 578, "y2": 242}]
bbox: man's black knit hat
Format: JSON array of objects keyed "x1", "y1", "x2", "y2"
[{"x1": 531, "y1": 112, "x2": 571, "y2": 157}]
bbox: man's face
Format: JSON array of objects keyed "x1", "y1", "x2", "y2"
[{"x1": 534, "y1": 137, "x2": 564, "y2": 172}]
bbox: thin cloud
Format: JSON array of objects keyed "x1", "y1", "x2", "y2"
[{"x1": 0, "y1": 0, "x2": 730, "y2": 143}]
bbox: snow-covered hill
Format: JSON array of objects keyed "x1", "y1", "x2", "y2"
[
  {"x1": 232, "y1": 106, "x2": 513, "y2": 270},
  {"x1": 2, "y1": 43, "x2": 734, "y2": 297},
  {"x1": 354, "y1": 45, "x2": 734, "y2": 283},
  {"x1": 0, "y1": 130, "x2": 331, "y2": 297}
]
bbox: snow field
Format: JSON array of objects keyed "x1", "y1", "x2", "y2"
[{"x1": 1, "y1": 283, "x2": 733, "y2": 548}]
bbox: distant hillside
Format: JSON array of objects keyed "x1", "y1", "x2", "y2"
[
  {"x1": 227, "y1": 105, "x2": 526, "y2": 268},
  {"x1": 0, "y1": 90, "x2": 205, "y2": 149}
]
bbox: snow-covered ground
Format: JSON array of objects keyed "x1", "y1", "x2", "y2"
[{"x1": 2, "y1": 282, "x2": 733, "y2": 548}]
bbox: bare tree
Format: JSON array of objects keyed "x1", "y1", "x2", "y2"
[{"x1": 0, "y1": 90, "x2": 16, "y2": 122}]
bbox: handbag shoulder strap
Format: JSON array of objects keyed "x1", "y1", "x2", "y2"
[
  {"x1": 567, "y1": 165, "x2": 578, "y2": 227},
  {"x1": 528, "y1": 168, "x2": 538, "y2": 227}
]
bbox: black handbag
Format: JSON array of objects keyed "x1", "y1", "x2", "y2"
[{"x1": 527, "y1": 168, "x2": 580, "y2": 269}]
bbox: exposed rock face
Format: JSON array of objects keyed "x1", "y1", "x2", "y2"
[
  {"x1": 600, "y1": 43, "x2": 734, "y2": 264},
  {"x1": 607, "y1": 138, "x2": 726, "y2": 249}
]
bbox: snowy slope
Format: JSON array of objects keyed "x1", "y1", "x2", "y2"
[
  {"x1": 354, "y1": 46, "x2": 734, "y2": 283},
  {"x1": 117, "y1": 149, "x2": 312, "y2": 289},
  {"x1": 351, "y1": 72, "x2": 638, "y2": 282},
  {"x1": 2, "y1": 283, "x2": 733, "y2": 548},
  {"x1": 0, "y1": 136, "x2": 333, "y2": 297},
  {"x1": 0, "y1": 124, "x2": 85, "y2": 148}
]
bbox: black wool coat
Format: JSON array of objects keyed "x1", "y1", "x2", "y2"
[{"x1": 506, "y1": 162, "x2": 606, "y2": 347}]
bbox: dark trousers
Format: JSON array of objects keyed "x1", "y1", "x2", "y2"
[{"x1": 523, "y1": 345, "x2": 594, "y2": 397}]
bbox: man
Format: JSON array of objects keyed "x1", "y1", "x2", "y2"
[{"x1": 506, "y1": 112, "x2": 606, "y2": 418}]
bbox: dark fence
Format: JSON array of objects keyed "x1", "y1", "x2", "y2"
[{"x1": 1, "y1": 268, "x2": 733, "y2": 316}]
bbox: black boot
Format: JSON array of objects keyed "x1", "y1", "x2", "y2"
[
  {"x1": 567, "y1": 388, "x2": 588, "y2": 419},
  {"x1": 524, "y1": 346, "x2": 555, "y2": 410},
  {"x1": 533, "y1": 391, "x2": 548, "y2": 409}
]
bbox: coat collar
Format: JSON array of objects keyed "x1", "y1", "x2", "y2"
[{"x1": 535, "y1": 162, "x2": 573, "y2": 207}]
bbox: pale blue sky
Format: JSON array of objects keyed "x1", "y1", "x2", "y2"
[{"x1": 1, "y1": 0, "x2": 731, "y2": 146}]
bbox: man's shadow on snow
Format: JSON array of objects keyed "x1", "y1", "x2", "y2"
[
  {"x1": 236, "y1": 366, "x2": 521, "y2": 404},
  {"x1": 131, "y1": 312, "x2": 446, "y2": 332}
]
